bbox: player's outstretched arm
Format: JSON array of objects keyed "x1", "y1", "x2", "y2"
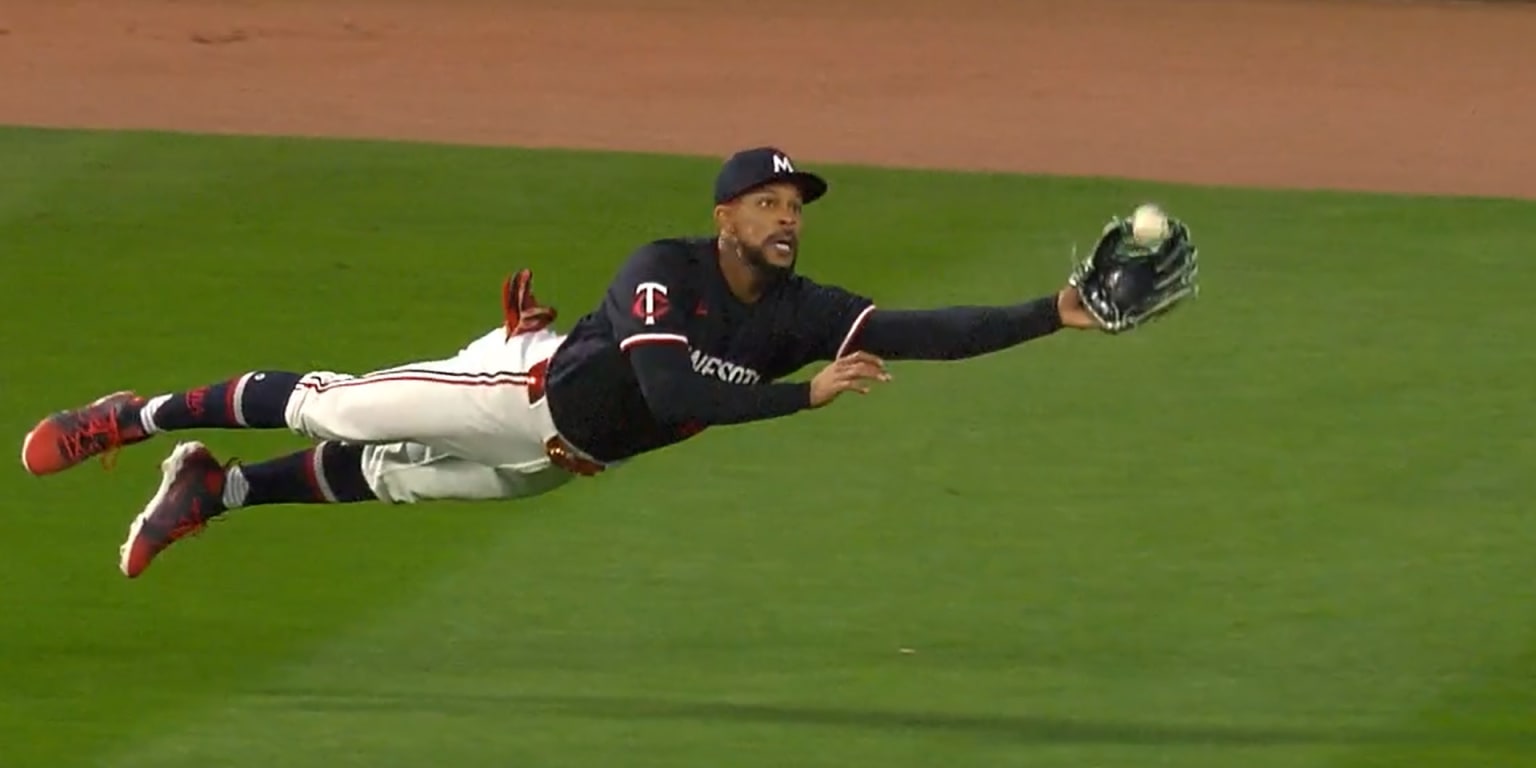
[{"x1": 850, "y1": 287, "x2": 1098, "y2": 362}]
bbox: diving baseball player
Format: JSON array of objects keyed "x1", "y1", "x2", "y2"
[{"x1": 19, "y1": 146, "x2": 1200, "y2": 579}]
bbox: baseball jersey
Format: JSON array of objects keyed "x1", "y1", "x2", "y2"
[{"x1": 544, "y1": 236, "x2": 875, "y2": 463}]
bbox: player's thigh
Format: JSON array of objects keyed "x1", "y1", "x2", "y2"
[
  {"x1": 285, "y1": 327, "x2": 563, "y2": 457},
  {"x1": 360, "y1": 440, "x2": 574, "y2": 504}
]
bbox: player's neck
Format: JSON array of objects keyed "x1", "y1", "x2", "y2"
[{"x1": 716, "y1": 238, "x2": 769, "y2": 304}]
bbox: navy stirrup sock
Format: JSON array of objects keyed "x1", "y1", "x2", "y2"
[
  {"x1": 140, "y1": 371, "x2": 303, "y2": 433},
  {"x1": 222, "y1": 441, "x2": 377, "y2": 510}
]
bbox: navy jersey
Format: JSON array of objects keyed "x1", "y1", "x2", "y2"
[{"x1": 544, "y1": 237, "x2": 874, "y2": 463}]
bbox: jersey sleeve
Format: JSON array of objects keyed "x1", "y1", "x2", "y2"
[
  {"x1": 603, "y1": 242, "x2": 813, "y2": 429},
  {"x1": 603, "y1": 242, "x2": 695, "y2": 353},
  {"x1": 791, "y1": 279, "x2": 878, "y2": 363},
  {"x1": 854, "y1": 297, "x2": 1064, "y2": 360}
]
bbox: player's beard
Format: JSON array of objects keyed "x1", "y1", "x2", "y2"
[{"x1": 735, "y1": 236, "x2": 795, "y2": 284}]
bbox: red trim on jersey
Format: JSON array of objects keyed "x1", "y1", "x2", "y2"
[
  {"x1": 618, "y1": 333, "x2": 689, "y2": 352},
  {"x1": 835, "y1": 304, "x2": 878, "y2": 358}
]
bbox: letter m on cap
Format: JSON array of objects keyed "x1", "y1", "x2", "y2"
[{"x1": 773, "y1": 153, "x2": 795, "y2": 174}]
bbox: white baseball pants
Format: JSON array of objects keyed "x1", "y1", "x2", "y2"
[{"x1": 281, "y1": 326, "x2": 596, "y2": 503}]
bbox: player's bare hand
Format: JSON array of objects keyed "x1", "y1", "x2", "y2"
[
  {"x1": 809, "y1": 351, "x2": 891, "y2": 408},
  {"x1": 1056, "y1": 285, "x2": 1101, "y2": 330}
]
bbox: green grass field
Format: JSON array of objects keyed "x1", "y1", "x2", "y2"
[{"x1": 3, "y1": 125, "x2": 1535, "y2": 768}]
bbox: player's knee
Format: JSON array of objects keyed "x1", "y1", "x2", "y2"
[
  {"x1": 286, "y1": 381, "x2": 381, "y2": 443},
  {"x1": 361, "y1": 443, "x2": 575, "y2": 503}
]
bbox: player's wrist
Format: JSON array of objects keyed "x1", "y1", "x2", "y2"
[
  {"x1": 795, "y1": 380, "x2": 816, "y2": 409},
  {"x1": 1040, "y1": 293, "x2": 1066, "y2": 331}
]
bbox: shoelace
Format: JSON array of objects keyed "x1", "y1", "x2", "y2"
[{"x1": 60, "y1": 410, "x2": 126, "y2": 471}]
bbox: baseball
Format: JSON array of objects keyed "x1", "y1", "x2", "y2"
[{"x1": 1130, "y1": 203, "x2": 1170, "y2": 246}]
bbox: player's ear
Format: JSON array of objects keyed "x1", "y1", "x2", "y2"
[{"x1": 712, "y1": 203, "x2": 734, "y2": 235}]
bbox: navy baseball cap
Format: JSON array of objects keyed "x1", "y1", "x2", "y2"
[{"x1": 713, "y1": 146, "x2": 829, "y2": 205}]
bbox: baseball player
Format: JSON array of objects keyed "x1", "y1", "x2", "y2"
[{"x1": 20, "y1": 146, "x2": 1199, "y2": 579}]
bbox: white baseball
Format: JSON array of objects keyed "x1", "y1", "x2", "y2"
[{"x1": 1130, "y1": 203, "x2": 1170, "y2": 246}]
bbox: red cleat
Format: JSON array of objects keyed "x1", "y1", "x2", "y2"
[
  {"x1": 119, "y1": 441, "x2": 228, "y2": 579},
  {"x1": 21, "y1": 391, "x2": 151, "y2": 476}
]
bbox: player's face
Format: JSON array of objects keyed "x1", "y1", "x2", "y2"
[{"x1": 719, "y1": 182, "x2": 803, "y2": 271}]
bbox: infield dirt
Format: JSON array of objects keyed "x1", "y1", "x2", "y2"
[{"x1": 2, "y1": 0, "x2": 1535, "y2": 199}]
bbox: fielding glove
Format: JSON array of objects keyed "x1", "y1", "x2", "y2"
[{"x1": 1067, "y1": 208, "x2": 1200, "y2": 334}]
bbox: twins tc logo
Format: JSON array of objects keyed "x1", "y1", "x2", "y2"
[{"x1": 631, "y1": 281, "x2": 671, "y2": 326}]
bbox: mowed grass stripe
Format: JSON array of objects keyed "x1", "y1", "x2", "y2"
[{"x1": 1, "y1": 126, "x2": 1534, "y2": 767}]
